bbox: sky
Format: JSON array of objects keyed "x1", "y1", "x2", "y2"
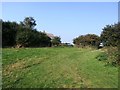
[{"x1": 2, "y1": 2, "x2": 118, "y2": 44}]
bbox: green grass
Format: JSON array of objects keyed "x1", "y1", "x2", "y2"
[{"x1": 2, "y1": 47, "x2": 118, "y2": 88}]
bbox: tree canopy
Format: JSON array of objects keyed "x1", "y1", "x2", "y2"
[
  {"x1": 2, "y1": 17, "x2": 55, "y2": 47},
  {"x1": 2, "y1": 21, "x2": 19, "y2": 46},
  {"x1": 73, "y1": 34, "x2": 100, "y2": 48},
  {"x1": 21, "y1": 17, "x2": 36, "y2": 29},
  {"x1": 100, "y1": 23, "x2": 120, "y2": 47},
  {"x1": 51, "y1": 36, "x2": 61, "y2": 46}
]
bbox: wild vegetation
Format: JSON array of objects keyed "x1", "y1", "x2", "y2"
[
  {"x1": 73, "y1": 34, "x2": 100, "y2": 48},
  {"x1": 73, "y1": 23, "x2": 120, "y2": 65},
  {"x1": 2, "y1": 17, "x2": 61, "y2": 48}
]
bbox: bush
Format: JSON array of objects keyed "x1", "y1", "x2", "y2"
[
  {"x1": 96, "y1": 52, "x2": 108, "y2": 61},
  {"x1": 100, "y1": 23, "x2": 120, "y2": 47},
  {"x1": 106, "y1": 46, "x2": 119, "y2": 66},
  {"x1": 16, "y1": 28, "x2": 37, "y2": 47},
  {"x1": 2, "y1": 21, "x2": 18, "y2": 47},
  {"x1": 96, "y1": 47, "x2": 119, "y2": 66},
  {"x1": 2, "y1": 18, "x2": 52, "y2": 48},
  {"x1": 16, "y1": 28, "x2": 51, "y2": 47},
  {"x1": 73, "y1": 34, "x2": 100, "y2": 48}
]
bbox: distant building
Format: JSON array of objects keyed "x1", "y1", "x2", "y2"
[
  {"x1": 43, "y1": 30, "x2": 56, "y2": 39},
  {"x1": 46, "y1": 33, "x2": 55, "y2": 39},
  {"x1": 61, "y1": 43, "x2": 73, "y2": 47}
]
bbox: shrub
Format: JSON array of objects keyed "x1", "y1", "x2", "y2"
[
  {"x1": 16, "y1": 28, "x2": 37, "y2": 47},
  {"x1": 2, "y1": 21, "x2": 18, "y2": 47},
  {"x1": 96, "y1": 47, "x2": 119, "y2": 66},
  {"x1": 73, "y1": 34, "x2": 100, "y2": 48},
  {"x1": 16, "y1": 28, "x2": 51, "y2": 47},
  {"x1": 106, "y1": 46, "x2": 119, "y2": 66},
  {"x1": 96, "y1": 52, "x2": 108, "y2": 61},
  {"x1": 2, "y1": 18, "x2": 52, "y2": 48}
]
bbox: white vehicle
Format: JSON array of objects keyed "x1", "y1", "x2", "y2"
[{"x1": 98, "y1": 42, "x2": 103, "y2": 49}]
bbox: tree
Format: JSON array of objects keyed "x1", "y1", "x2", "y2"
[
  {"x1": 73, "y1": 34, "x2": 100, "y2": 48},
  {"x1": 100, "y1": 23, "x2": 120, "y2": 65},
  {"x1": 51, "y1": 36, "x2": 61, "y2": 46},
  {"x1": 2, "y1": 21, "x2": 19, "y2": 47},
  {"x1": 39, "y1": 32, "x2": 51, "y2": 47},
  {"x1": 16, "y1": 28, "x2": 37, "y2": 47},
  {"x1": 2, "y1": 17, "x2": 59, "y2": 48},
  {"x1": 16, "y1": 29, "x2": 51, "y2": 47},
  {"x1": 21, "y1": 17, "x2": 36, "y2": 29},
  {"x1": 100, "y1": 23, "x2": 120, "y2": 46}
]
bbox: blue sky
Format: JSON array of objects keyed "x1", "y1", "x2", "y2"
[{"x1": 2, "y1": 2, "x2": 118, "y2": 44}]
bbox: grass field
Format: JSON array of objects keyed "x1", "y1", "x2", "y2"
[{"x1": 2, "y1": 47, "x2": 118, "y2": 88}]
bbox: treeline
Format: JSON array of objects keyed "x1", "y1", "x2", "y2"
[
  {"x1": 73, "y1": 23, "x2": 120, "y2": 48},
  {"x1": 2, "y1": 17, "x2": 61, "y2": 48},
  {"x1": 73, "y1": 23, "x2": 120, "y2": 65},
  {"x1": 73, "y1": 34, "x2": 100, "y2": 48}
]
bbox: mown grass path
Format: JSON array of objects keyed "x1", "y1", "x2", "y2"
[{"x1": 2, "y1": 47, "x2": 118, "y2": 88}]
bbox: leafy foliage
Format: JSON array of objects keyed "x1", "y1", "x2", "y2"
[
  {"x1": 51, "y1": 36, "x2": 61, "y2": 46},
  {"x1": 16, "y1": 29, "x2": 38, "y2": 47},
  {"x1": 39, "y1": 32, "x2": 51, "y2": 47},
  {"x1": 96, "y1": 52, "x2": 108, "y2": 61},
  {"x1": 100, "y1": 23, "x2": 120, "y2": 46},
  {"x1": 21, "y1": 17, "x2": 36, "y2": 29},
  {"x1": 16, "y1": 28, "x2": 51, "y2": 47},
  {"x1": 106, "y1": 47, "x2": 119, "y2": 66},
  {"x1": 2, "y1": 21, "x2": 19, "y2": 47},
  {"x1": 73, "y1": 34, "x2": 100, "y2": 48},
  {"x1": 2, "y1": 17, "x2": 52, "y2": 47},
  {"x1": 100, "y1": 23, "x2": 120, "y2": 65}
]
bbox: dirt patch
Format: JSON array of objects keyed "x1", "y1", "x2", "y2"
[
  {"x1": 3, "y1": 60, "x2": 26, "y2": 76},
  {"x1": 3, "y1": 57, "x2": 47, "y2": 76}
]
